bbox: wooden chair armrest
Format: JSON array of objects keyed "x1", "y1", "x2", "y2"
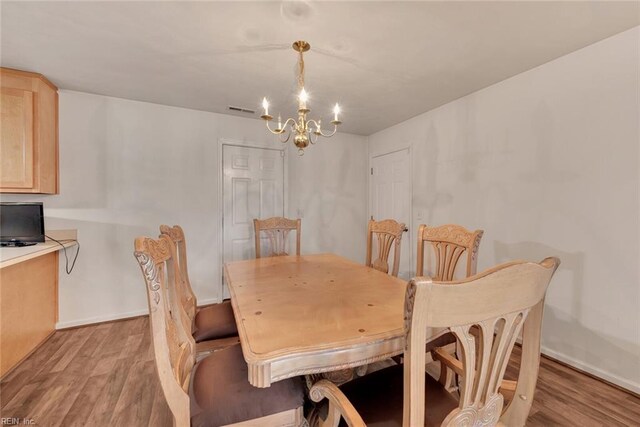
[
  {"x1": 499, "y1": 379, "x2": 517, "y2": 400},
  {"x1": 433, "y1": 347, "x2": 464, "y2": 376},
  {"x1": 309, "y1": 380, "x2": 366, "y2": 427},
  {"x1": 433, "y1": 348, "x2": 517, "y2": 399}
]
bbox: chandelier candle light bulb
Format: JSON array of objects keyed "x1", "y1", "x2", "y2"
[
  {"x1": 299, "y1": 88, "x2": 308, "y2": 110},
  {"x1": 260, "y1": 98, "x2": 272, "y2": 121},
  {"x1": 260, "y1": 40, "x2": 342, "y2": 155}
]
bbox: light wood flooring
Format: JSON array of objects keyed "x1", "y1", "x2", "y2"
[{"x1": 1, "y1": 316, "x2": 639, "y2": 426}]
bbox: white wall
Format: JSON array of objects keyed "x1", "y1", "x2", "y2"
[
  {"x1": 369, "y1": 27, "x2": 640, "y2": 392},
  {"x1": 288, "y1": 132, "x2": 369, "y2": 262},
  {"x1": 1, "y1": 91, "x2": 368, "y2": 328}
]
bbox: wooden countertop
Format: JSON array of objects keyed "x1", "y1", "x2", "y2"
[{"x1": 0, "y1": 230, "x2": 77, "y2": 269}]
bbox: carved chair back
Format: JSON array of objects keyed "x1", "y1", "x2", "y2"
[
  {"x1": 365, "y1": 219, "x2": 407, "y2": 277},
  {"x1": 160, "y1": 225, "x2": 197, "y2": 324},
  {"x1": 253, "y1": 217, "x2": 301, "y2": 258},
  {"x1": 403, "y1": 257, "x2": 560, "y2": 427},
  {"x1": 416, "y1": 224, "x2": 484, "y2": 280},
  {"x1": 134, "y1": 235, "x2": 195, "y2": 427}
]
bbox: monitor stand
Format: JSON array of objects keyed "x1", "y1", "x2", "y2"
[{"x1": 0, "y1": 241, "x2": 38, "y2": 247}]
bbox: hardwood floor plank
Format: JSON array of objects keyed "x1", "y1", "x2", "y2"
[
  {"x1": 31, "y1": 327, "x2": 93, "y2": 381},
  {"x1": 50, "y1": 326, "x2": 97, "y2": 373},
  {"x1": 29, "y1": 384, "x2": 70, "y2": 425},
  {"x1": 506, "y1": 345, "x2": 640, "y2": 425},
  {"x1": 32, "y1": 328, "x2": 111, "y2": 427},
  {"x1": 76, "y1": 322, "x2": 113, "y2": 359},
  {"x1": 90, "y1": 322, "x2": 130, "y2": 359},
  {"x1": 1, "y1": 370, "x2": 40, "y2": 410},
  {"x1": 118, "y1": 333, "x2": 145, "y2": 360},
  {"x1": 146, "y1": 384, "x2": 172, "y2": 427},
  {"x1": 526, "y1": 408, "x2": 585, "y2": 427},
  {"x1": 83, "y1": 356, "x2": 136, "y2": 426},
  {"x1": 0, "y1": 382, "x2": 41, "y2": 415},
  {"x1": 91, "y1": 354, "x2": 120, "y2": 377},
  {"x1": 0, "y1": 330, "x2": 69, "y2": 406},
  {"x1": 110, "y1": 359, "x2": 158, "y2": 426},
  {"x1": 533, "y1": 381, "x2": 628, "y2": 427},
  {"x1": 7, "y1": 327, "x2": 96, "y2": 425},
  {"x1": 4, "y1": 371, "x2": 64, "y2": 421},
  {"x1": 533, "y1": 359, "x2": 640, "y2": 425},
  {"x1": 59, "y1": 373, "x2": 110, "y2": 427},
  {"x1": 0, "y1": 317, "x2": 637, "y2": 426}
]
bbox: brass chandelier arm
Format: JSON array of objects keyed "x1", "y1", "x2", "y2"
[
  {"x1": 279, "y1": 131, "x2": 292, "y2": 144},
  {"x1": 265, "y1": 117, "x2": 297, "y2": 135},
  {"x1": 283, "y1": 117, "x2": 299, "y2": 132},
  {"x1": 307, "y1": 119, "x2": 339, "y2": 138}
]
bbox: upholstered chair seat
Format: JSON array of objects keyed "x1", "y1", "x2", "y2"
[
  {"x1": 193, "y1": 300, "x2": 238, "y2": 343},
  {"x1": 318, "y1": 364, "x2": 457, "y2": 427},
  {"x1": 190, "y1": 344, "x2": 304, "y2": 427},
  {"x1": 160, "y1": 225, "x2": 239, "y2": 349}
]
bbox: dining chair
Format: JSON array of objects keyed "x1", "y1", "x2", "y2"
[
  {"x1": 160, "y1": 225, "x2": 239, "y2": 353},
  {"x1": 253, "y1": 217, "x2": 301, "y2": 258},
  {"x1": 415, "y1": 224, "x2": 484, "y2": 386},
  {"x1": 310, "y1": 257, "x2": 560, "y2": 427},
  {"x1": 416, "y1": 224, "x2": 484, "y2": 280},
  {"x1": 134, "y1": 235, "x2": 305, "y2": 427},
  {"x1": 365, "y1": 218, "x2": 407, "y2": 277}
]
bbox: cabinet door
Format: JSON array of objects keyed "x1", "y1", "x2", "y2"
[
  {"x1": 0, "y1": 252, "x2": 58, "y2": 376},
  {"x1": 1, "y1": 87, "x2": 34, "y2": 189}
]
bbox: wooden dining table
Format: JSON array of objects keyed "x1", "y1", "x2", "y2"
[{"x1": 224, "y1": 253, "x2": 408, "y2": 388}]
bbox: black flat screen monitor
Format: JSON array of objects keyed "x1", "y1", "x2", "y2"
[{"x1": 0, "y1": 202, "x2": 45, "y2": 245}]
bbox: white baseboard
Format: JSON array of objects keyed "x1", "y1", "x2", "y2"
[
  {"x1": 55, "y1": 297, "x2": 223, "y2": 330},
  {"x1": 541, "y1": 345, "x2": 640, "y2": 394},
  {"x1": 56, "y1": 308, "x2": 149, "y2": 329},
  {"x1": 198, "y1": 297, "x2": 223, "y2": 306}
]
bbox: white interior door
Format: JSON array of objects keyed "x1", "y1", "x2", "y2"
[
  {"x1": 223, "y1": 145, "x2": 284, "y2": 296},
  {"x1": 371, "y1": 148, "x2": 412, "y2": 278}
]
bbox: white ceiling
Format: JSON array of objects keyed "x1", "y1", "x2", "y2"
[{"x1": 2, "y1": 1, "x2": 638, "y2": 135}]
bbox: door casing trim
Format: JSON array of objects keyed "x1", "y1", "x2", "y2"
[
  {"x1": 368, "y1": 145, "x2": 413, "y2": 278},
  {"x1": 217, "y1": 138, "x2": 289, "y2": 300}
]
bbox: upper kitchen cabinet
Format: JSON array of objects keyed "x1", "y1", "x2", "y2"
[{"x1": 1, "y1": 68, "x2": 58, "y2": 194}]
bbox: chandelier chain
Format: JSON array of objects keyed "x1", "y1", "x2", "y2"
[{"x1": 298, "y1": 49, "x2": 305, "y2": 90}]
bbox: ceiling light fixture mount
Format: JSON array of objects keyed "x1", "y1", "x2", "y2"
[{"x1": 260, "y1": 40, "x2": 341, "y2": 155}]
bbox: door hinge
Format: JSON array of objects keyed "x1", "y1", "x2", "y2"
[
  {"x1": 371, "y1": 167, "x2": 373, "y2": 175},
  {"x1": 280, "y1": 150, "x2": 285, "y2": 157}
]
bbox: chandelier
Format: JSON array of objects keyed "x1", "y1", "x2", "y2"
[{"x1": 260, "y1": 40, "x2": 341, "y2": 155}]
